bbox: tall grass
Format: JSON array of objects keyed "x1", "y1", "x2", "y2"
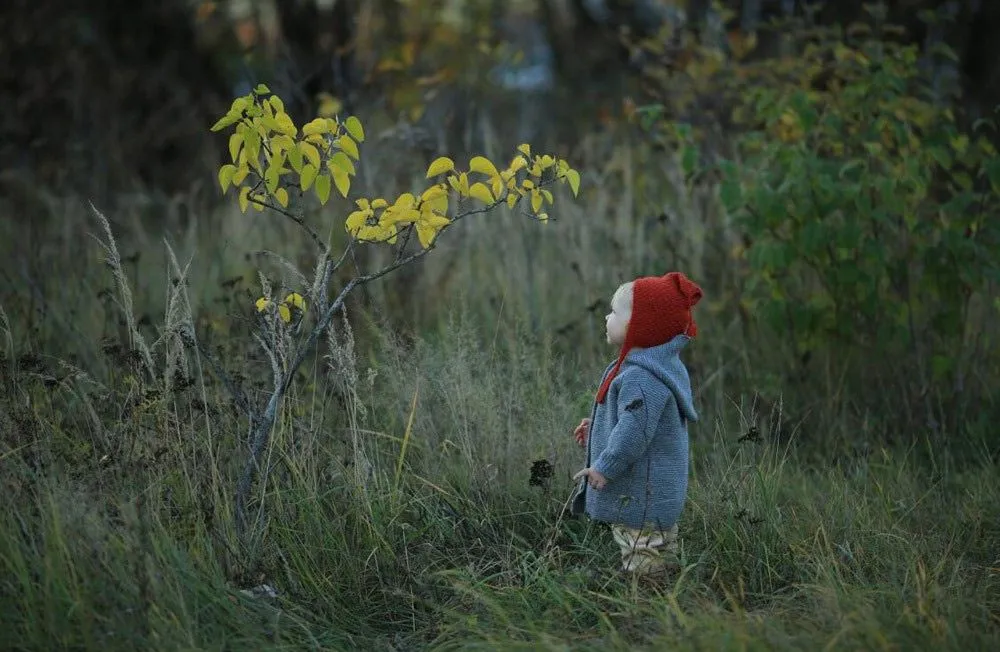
[{"x1": 0, "y1": 116, "x2": 997, "y2": 650}]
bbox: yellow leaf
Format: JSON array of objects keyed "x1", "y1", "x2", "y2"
[
  {"x1": 283, "y1": 292, "x2": 306, "y2": 311},
  {"x1": 426, "y1": 156, "x2": 455, "y2": 178},
  {"x1": 469, "y1": 156, "x2": 499, "y2": 179},
  {"x1": 239, "y1": 186, "x2": 251, "y2": 213},
  {"x1": 421, "y1": 184, "x2": 448, "y2": 201},
  {"x1": 386, "y1": 207, "x2": 420, "y2": 225},
  {"x1": 210, "y1": 111, "x2": 241, "y2": 132},
  {"x1": 269, "y1": 134, "x2": 294, "y2": 155},
  {"x1": 565, "y1": 169, "x2": 581, "y2": 196},
  {"x1": 420, "y1": 185, "x2": 449, "y2": 216},
  {"x1": 332, "y1": 166, "x2": 351, "y2": 198},
  {"x1": 541, "y1": 189, "x2": 553, "y2": 205},
  {"x1": 278, "y1": 304, "x2": 291, "y2": 323},
  {"x1": 302, "y1": 118, "x2": 329, "y2": 137},
  {"x1": 372, "y1": 198, "x2": 389, "y2": 209},
  {"x1": 537, "y1": 212, "x2": 549, "y2": 223},
  {"x1": 230, "y1": 96, "x2": 251, "y2": 114},
  {"x1": 415, "y1": 213, "x2": 450, "y2": 248},
  {"x1": 250, "y1": 193, "x2": 266, "y2": 211},
  {"x1": 338, "y1": 135, "x2": 360, "y2": 160},
  {"x1": 531, "y1": 189, "x2": 542, "y2": 213},
  {"x1": 344, "y1": 116, "x2": 365, "y2": 143},
  {"x1": 508, "y1": 156, "x2": 527, "y2": 174},
  {"x1": 275, "y1": 111, "x2": 297, "y2": 137},
  {"x1": 468, "y1": 182, "x2": 494, "y2": 204},
  {"x1": 383, "y1": 194, "x2": 419, "y2": 224},
  {"x1": 299, "y1": 141, "x2": 321, "y2": 169},
  {"x1": 392, "y1": 192, "x2": 416, "y2": 209},
  {"x1": 264, "y1": 164, "x2": 281, "y2": 193},
  {"x1": 301, "y1": 163, "x2": 318, "y2": 191},
  {"x1": 419, "y1": 212, "x2": 450, "y2": 229},
  {"x1": 538, "y1": 154, "x2": 555, "y2": 169},
  {"x1": 305, "y1": 133, "x2": 327, "y2": 147},
  {"x1": 260, "y1": 114, "x2": 281, "y2": 134},
  {"x1": 506, "y1": 193, "x2": 518, "y2": 209},
  {"x1": 522, "y1": 179, "x2": 535, "y2": 190},
  {"x1": 275, "y1": 187, "x2": 289, "y2": 208},
  {"x1": 328, "y1": 152, "x2": 356, "y2": 177},
  {"x1": 228, "y1": 133, "x2": 243, "y2": 162},
  {"x1": 218, "y1": 164, "x2": 236, "y2": 193},
  {"x1": 448, "y1": 172, "x2": 470, "y2": 196},
  {"x1": 287, "y1": 143, "x2": 303, "y2": 173},
  {"x1": 233, "y1": 164, "x2": 250, "y2": 185},
  {"x1": 517, "y1": 143, "x2": 531, "y2": 157},
  {"x1": 255, "y1": 297, "x2": 271, "y2": 312},
  {"x1": 346, "y1": 209, "x2": 370, "y2": 234},
  {"x1": 314, "y1": 174, "x2": 332, "y2": 204},
  {"x1": 491, "y1": 177, "x2": 504, "y2": 199}
]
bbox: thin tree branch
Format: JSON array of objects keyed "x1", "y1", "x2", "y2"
[{"x1": 248, "y1": 196, "x2": 328, "y2": 256}]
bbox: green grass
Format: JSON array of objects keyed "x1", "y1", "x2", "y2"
[{"x1": 1, "y1": 117, "x2": 998, "y2": 651}]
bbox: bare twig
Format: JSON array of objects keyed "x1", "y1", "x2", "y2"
[{"x1": 248, "y1": 196, "x2": 328, "y2": 256}]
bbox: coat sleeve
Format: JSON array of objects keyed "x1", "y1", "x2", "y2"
[{"x1": 591, "y1": 370, "x2": 671, "y2": 481}]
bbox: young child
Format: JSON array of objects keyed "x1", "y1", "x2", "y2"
[{"x1": 570, "y1": 271, "x2": 702, "y2": 580}]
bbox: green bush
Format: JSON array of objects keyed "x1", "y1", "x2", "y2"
[{"x1": 638, "y1": 13, "x2": 1000, "y2": 437}]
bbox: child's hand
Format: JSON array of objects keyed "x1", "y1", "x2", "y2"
[
  {"x1": 573, "y1": 418, "x2": 591, "y2": 448},
  {"x1": 573, "y1": 467, "x2": 607, "y2": 490}
]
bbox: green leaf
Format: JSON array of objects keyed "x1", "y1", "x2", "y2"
[
  {"x1": 210, "y1": 111, "x2": 242, "y2": 132},
  {"x1": 218, "y1": 164, "x2": 236, "y2": 193},
  {"x1": 331, "y1": 167, "x2": 350, "y2": 198},
  {"x1": 232, "y1": 164, "x2": 250, "y2": 185},
  {"x1": 287, "y1": 143, "x2": 304, "y2": 173},
  {"x1": 254, "y1": 83, "x2": 271, "y2": 95},
  {"x1": 299, "y1": 141, "x2": 321, "y2": 170},
  {"x1": 300, "y1": 163, "x2": 318, "y2": 191},
  {"x1": 314, "y1": 173, "x2": 332, "y2": 204},
  {"x1": 719, "y1": 177, "x2": 742, "y2": 212},
  {"x1": 564, "y1": 169, "x2": 581, "y2": 197},
  {"x1": 264, "y1": 164, "x2": 281, "y2": 194},
  {"x1": 329, "y1": 151, "x2": 356, "y2": 177},
  {"x1": 228, "y1": 133, "x2": 244, "y2": 162},
  {"x1": 238, "y1": 186, "x2": 251, "y2": 213},
  {"x1": 344, "y1": 116, "x2": 365, "y2": 143},
  {"x1": 338, "y1": 135, "x2": 360, "y2": 160},
  {"x1": 275, "y1": 187, "x2": 289, "y2": 208}
]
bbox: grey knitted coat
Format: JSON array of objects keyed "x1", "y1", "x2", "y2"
[{"x1": 571, "y1": 334, "x2": 698, "y2": 530}]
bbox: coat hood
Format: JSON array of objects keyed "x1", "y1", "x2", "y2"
[{"x1": 624, "y1": 334, "x2": 699, "y2": 423}]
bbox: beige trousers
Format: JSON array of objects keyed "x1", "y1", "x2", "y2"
[{"x1": 611, "y1": 523, "x2": 680, "y2": 575}]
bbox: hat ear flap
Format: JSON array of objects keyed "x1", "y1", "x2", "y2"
[{"x1": 673, "y1": 273, "x2": 703, "y2": 308}]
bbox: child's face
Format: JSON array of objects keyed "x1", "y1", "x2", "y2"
[{"x1": 605, "y1": 284, "x2": 632, "y2": 347}]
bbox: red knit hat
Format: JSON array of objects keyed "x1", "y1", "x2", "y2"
[{"x1": 595, "y1": 272, "x2": 703, "y2": 404}]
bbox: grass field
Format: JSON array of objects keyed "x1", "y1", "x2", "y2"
[{"x1": 1, "y1": 114, "x2": 998, "y2": 651}]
